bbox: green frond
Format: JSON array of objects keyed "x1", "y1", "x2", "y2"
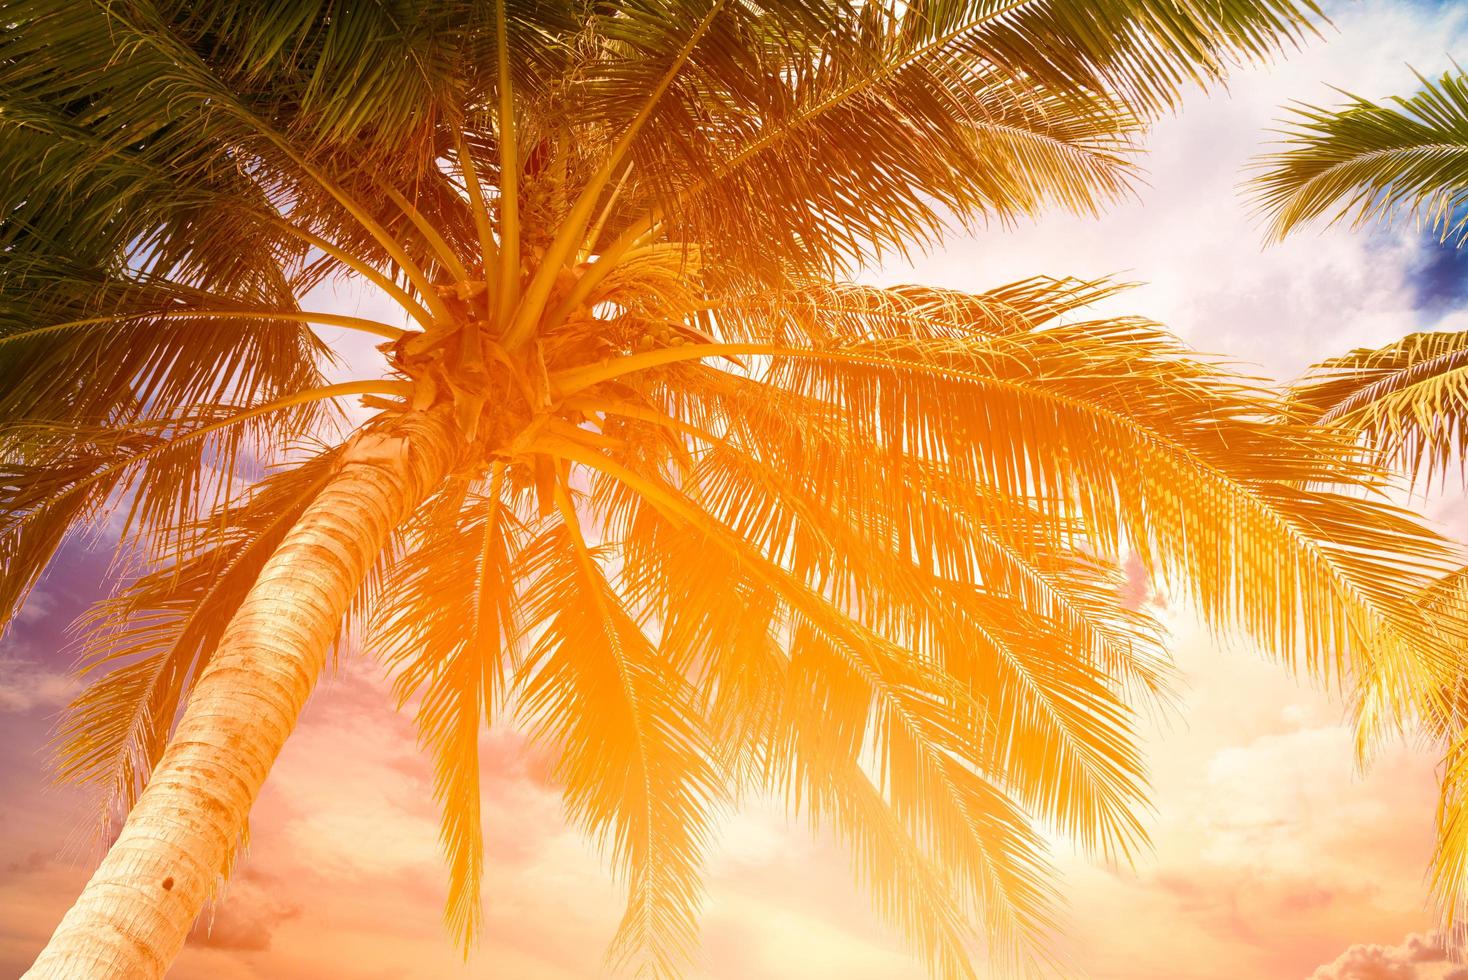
[
  {"x1": 0, "y1": 382, "x2": 375, "y2": 634},
  {"x1": 52, "y1": 446, "x2": 344, "y2": 825},
  {"x1": 696, "y1": 276, "x2": 1132, "y2": 345},
  {"x1": 1253, "y1": 68, "x2": 1468, "y2": 243},
  {"x1": 661, "y1": 369, "x2": 1178, "y2": 848},
  {"x1": 1370, "y1": 566, "x2": 1468, "y2": 934},
  {"x1": 778, "y1": 621, "x2": 1063, "y2": 980},
  {"x1": 585, "y1": 403, "x2": 1163, "y2": 863},
  {"x1": 629, "y1": 0, "x2": 1322, "y2": 276},
  {"x1": 1435, "y1": 736, "x2": 1468, "y2": 932},
  {"x1": 0, "y1": 269, "x2": 329, "y2": 439},
  {"x1": 1, "y1": 415, "x2": 254, "y2": 634},
  {"x1": 537, "y1": 271, "x2": 1468, "y2": 971},
  {"x1": 798, "y1": 753, "x2": 992, "y2": 980}
]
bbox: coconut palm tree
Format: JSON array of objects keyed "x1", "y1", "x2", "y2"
[
  {"x1": 6, "y1": 1, "x2": 1461, "y2": 978},
  {"x1": 1254, "y1": 65, "x2": 1468, "y2": 939}
]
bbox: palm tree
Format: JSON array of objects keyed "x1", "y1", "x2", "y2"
[
  {"x1": 5, "y1": 2, "x2": 1459, "y2": 978},
  {"x1": 1253, "y1": 66, "x2": 1468, "y2": 941}
]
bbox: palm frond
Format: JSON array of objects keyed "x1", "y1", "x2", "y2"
[
  {"x1": 1289, "y1": 329, "x2": 1468, "y2": 488},
  {"x1": 514, "y1": 507, "x2": 722, "y2": 978},
  {"x1": 1254, "y1": 68, "x2": 1468, "y2": 243},
  {"x1": 371, "y1": 466, "x2": 527, "y2": 949},
  {"x1": 52, "y1": 445, "x2": 344, "y2": 826},
  {"x1": 605, "y1": 0, "x2": 1322, "y2": 276},
  {"x1": 0, "y1": 382, "x2": 380, "y2": 634},
  {"x1": 601, "y1": 410, "x2": 1163, "y2": 860},
  {"x1": 540, "y1": 438, "x2": 1069, "y2": 974},
  {"x1": 565, "y1": 288, "x2": 1466, "y2": 713}
]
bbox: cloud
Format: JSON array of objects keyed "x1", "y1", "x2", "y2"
[
  {"x1": 186, "y1": 874, "x2": 300, "y2": 953},
  {"x1": 0, "y1": 653, "x2": 78, "y2": 714},
  {"x1": 4, "y1": 850, "x2": 50, "y2": 875},
  {"x1": 1410, "y1": 241, "x2": 1468, "y2": 316},
  {"x1": 10, "y1": 586, "x2": 57, "y2": 627},
  {"x1": 1120, "y1": 551, "x2": 1158, "y2": 611},
  {"x1": 1309, "y1": 931, "x2": 1468, "y2": 980}
]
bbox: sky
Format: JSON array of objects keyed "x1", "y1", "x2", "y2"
[{"x1": 3, "y1": 2, "x2": 1468, "y2": 978}]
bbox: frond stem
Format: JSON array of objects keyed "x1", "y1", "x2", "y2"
[
  {"x1": 495, "y1": 0, "x2": 521, "y2": 325},
  {"x1": 501, "y1": 0, "x2": 727, "y2": 349},
  {"x1": 456, "y1": 132, "x2": 501, "y2": 284},
  {"x1": 0, "y1": 308, "x2": 409, "y2": 346},
  {"x1": 267, "y1": 218, "x2": 436, "y2": 327},
  {"x1": 382, "y1": 185, "x2": 472, "y2": 283}
]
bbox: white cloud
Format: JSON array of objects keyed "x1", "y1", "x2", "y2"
[
  {"x1": 1310, "y1": 931, "x2": 1468, "y2": 980},
  {"x1": 11, "y1": 586, "x2": 56, "y2": 627}
]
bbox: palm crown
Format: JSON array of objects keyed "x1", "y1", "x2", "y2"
[{"x1": 6, "y1": 2, "x2": 1465, "y2": 978}]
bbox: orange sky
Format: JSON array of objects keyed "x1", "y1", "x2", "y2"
[
  {"x1": 4, "y1": 2, "x2": 1468, "y2": 978},
  {"x1": 2, "y1": 594, "x2": 1461, "y2": 978}
]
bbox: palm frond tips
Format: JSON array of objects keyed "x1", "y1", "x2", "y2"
[
  {"x1": 598, "y1": 413, "x2": 1165, "y2": 865},
  {"x1": 371, "y1": 468, "x2": 525, "y2": 950},
  {"x1": 0, "y1": 388, "x2": 347, "y2": 637},
  {"x1": 550, "y1": 443, "x2": 1072, "y2": 974},
  {"x1": 1253, "y1": 68, "x2": 1468, "y2": 244}
]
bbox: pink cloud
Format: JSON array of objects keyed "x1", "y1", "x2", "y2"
[
  {"x1": 1309, "y1": 931, "x2": 1468, "y2": 980},
  {"x1": 0, "y1": 653, "x2": 78, "y2": 714},
  {"x1": 187, "y1": 872, "x2": 300, "y2": 952},
  {"x1": 1120, "y1": 551, "x2": 1157, "y2": 611}
]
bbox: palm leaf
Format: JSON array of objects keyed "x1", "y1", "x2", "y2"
[
  {"x1": 53, "y1": 445, "x2": 344, "y2": 826},
  {"x1": 514, "y1": 506, "x2": 722, "y2": 978},
  {"x1": 1289, "y1": 329, "x2": 1468, "y2": 488},
  {"x1": 1254, "y1": 68, "x2": 1468, "y2": 243},
  {"x1": 372, "y1": 466, "x2": 527, "y2": 949}
]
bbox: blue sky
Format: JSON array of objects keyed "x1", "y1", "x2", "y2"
[{"x1": 1412, "y1": 237, "x2": 1468, "y2": 314}]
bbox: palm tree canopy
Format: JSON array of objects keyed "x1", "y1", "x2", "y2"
[
  {"x1": 8, "y1": 1, "x2": 1467, "y2": 977},
  {"x1": 1254, "y1": 67, "x2": 1468, "y2": 243}
]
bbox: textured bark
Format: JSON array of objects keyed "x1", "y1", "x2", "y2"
[{"x1": 24, "y1": 410, "x2": 458, "y2": 980}]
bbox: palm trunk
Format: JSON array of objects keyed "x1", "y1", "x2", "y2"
[{"x1": 24, "y1": 409, "x2": 458, "y2": 980}]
